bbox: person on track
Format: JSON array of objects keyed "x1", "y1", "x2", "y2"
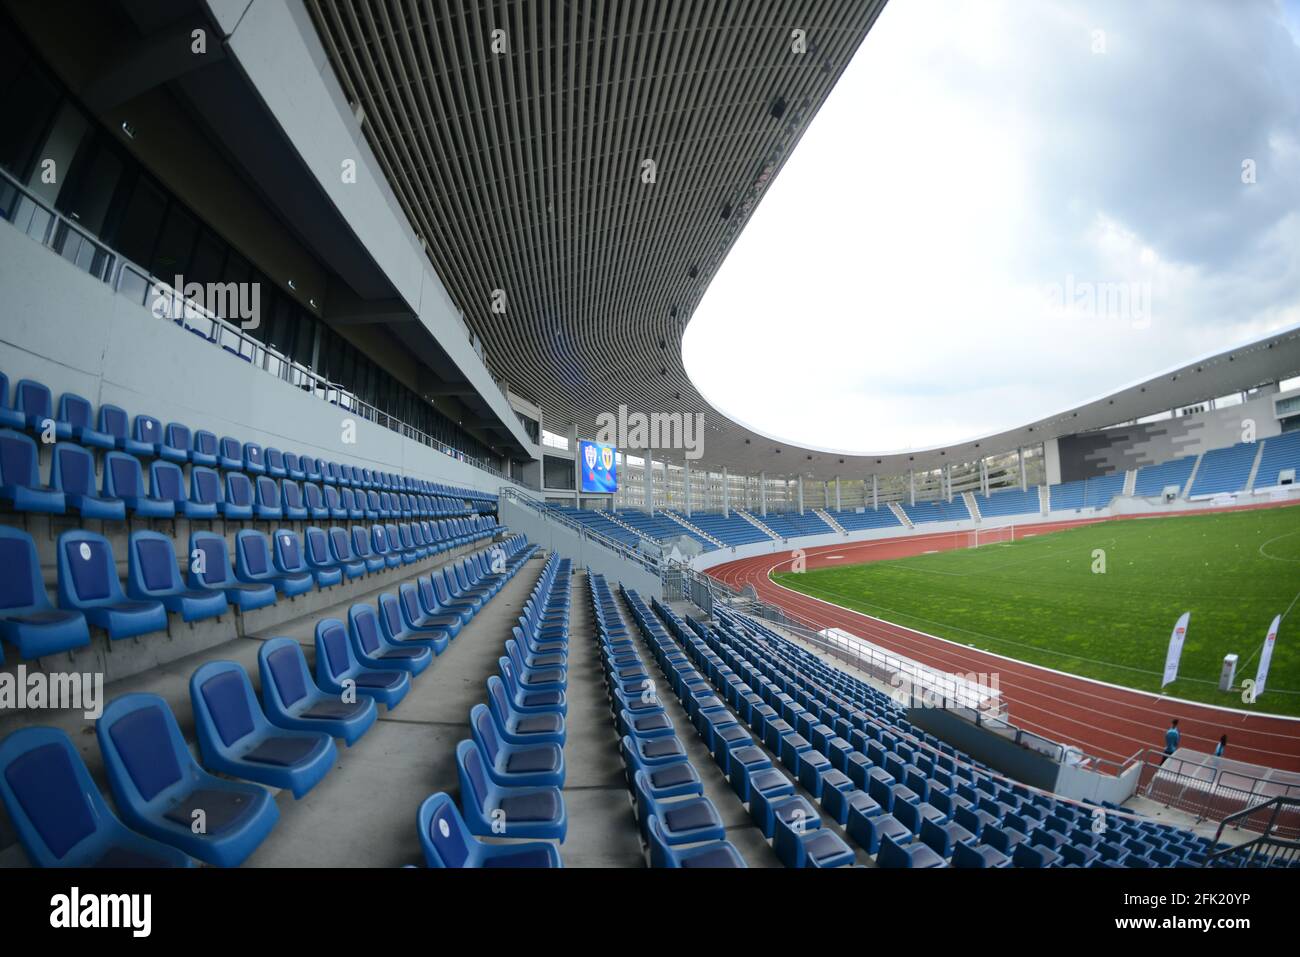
[{"x1": 1162, "y1": 719, "x2": 1181, "y2": 764}]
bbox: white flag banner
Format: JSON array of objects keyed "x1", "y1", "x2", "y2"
[
  {"x1": 1254, "y1": 615, "x2": 1281, "y2": 699},
  {"x1": 1162, "y1": 612, "x2": 1190, "y2": 687}
]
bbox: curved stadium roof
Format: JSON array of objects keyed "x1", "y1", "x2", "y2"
[{"x1": 307, "y1": 0, "x2": 1300, "y2": 480}]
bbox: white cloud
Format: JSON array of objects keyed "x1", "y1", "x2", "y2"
[{"x1": 683, "y1": 0, "x2": 1300, "y2": 454}]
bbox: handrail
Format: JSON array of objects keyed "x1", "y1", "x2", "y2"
[
  {"x1": 0, "y1": 165, "x2": 514, "y2": 483},
  {"x1": 499, "y1": 486, "x2": 660, "y2": 573},
  {"x1": 1204, "y1": 796, "x2": 1300, "y2": 866}
]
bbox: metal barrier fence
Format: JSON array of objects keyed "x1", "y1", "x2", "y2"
[
  {"x1": 1136, "y1": 749, "x2": 1300, "y2": 839},
  {"x1": 1205, "y1": 797, "x2": 1300, "y2": 866},
  {"x1": 499, "y1": 487, "x2": 660, "y2": 574},
  {"x1": 0, "y1": 166, "x2": 515, "y2": 484}
]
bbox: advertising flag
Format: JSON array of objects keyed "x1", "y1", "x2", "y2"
[
  {"x1": 1254, "y1": 615, "x2": 1281, "y2": 699},
  {"x1": 1161, "y1": 612, "x2": 1190, "y2": 687}
]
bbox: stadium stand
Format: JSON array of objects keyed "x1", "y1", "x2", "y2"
[
  {"x1": 974, "y1": 487, "x2": 1041, "y2": 518},
  {"x1": 901, "y1": 498, "x2": 971, "y2": 524},
  {"x1": 830, "y1": 507, "x2": 904, "y2": 531},
  {"x1": 762, "y1": 511, "x2": 833, "y2": 538},
  {"x1": 671, "y1": 510, "x2": 772, "y2": 547},
  {"x1": 1188, "y1": 442, "x2": 1260, "y2": 496},
  {"x1": 1048, "y1": 473, "x2": 1126, "y2": 511},
  {"x1": 1254, "y1": 431, "x2": 1300, "y2": 489},
  {"x1": 1133, "y1": 454, "x2": 1198, "y2": 497}
]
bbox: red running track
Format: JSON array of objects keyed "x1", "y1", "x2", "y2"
[{"x1": 707, "y1": 511, "x2": 1300, "y2": 773}]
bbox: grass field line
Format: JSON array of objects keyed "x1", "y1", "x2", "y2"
[
  {"x1": 1258, "y1": 529, "x2": 1300, "y2": 563},
  {"x1": 779, "y1": 576, "x2": 1300, "y2": 695}
]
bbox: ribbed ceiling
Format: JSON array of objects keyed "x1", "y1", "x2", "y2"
[{"x1": 306, "y1": 0, "x2": 887, "y2": 473}]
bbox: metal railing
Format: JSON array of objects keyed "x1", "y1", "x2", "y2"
[
  {"x1": 0, "y1": 166, "x2": 513, "y2": 482},
  {"x1": 1205, "y1": 797, "x2": 1300, "y2": 866},
  {"x1": 499, "y1": 486, "x2": 660, "y2": 573},
  {"x1": 1135, "y1": 749, "x2": 1300, "y2": 839}
]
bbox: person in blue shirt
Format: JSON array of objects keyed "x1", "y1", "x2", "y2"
[
  {"x1": 1161, "y1": 719, "x2": 1180, "y2": 764},
  {"x1": 1215, "y1": 735, "x2": 1227, "y2": 758}
]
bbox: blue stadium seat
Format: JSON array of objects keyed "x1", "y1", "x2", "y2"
[
  {"x1": 455, "y1": 739, "x2": 566, "y2": 841},
  {"x1": 234, "y1": 529, "x2": 313, "y2": 597},
  {"x1": 0, "y1": 428, "x2": 66, "y2": 513},
  {"x1": 217, "y1": 436, "x2": 243, "y2": 471},
  {"x1": 348, "y1": 602, "x2": 433, "y2": 674},
  {"x1": 417, "y1": 793, "x2": 561, "y2": 868},
  {"x1": 327, "y1": 526, "x2": 366, "y2": 579},
  {"x1": 0, "y1": 526, "x2": 90, "y2": 659},
  {"x1": 132, "y1": 414, "x2": 166, "y2": 457},
  {"x1": 126, "y1": 531, "x2": 229, "y2": 623},
  {"x1": 264, "y1": 447, "x2": 286, "y2": 478},
  {"x1": 52, "y1": 442, "x2": 125, "y2": 520},
  {"x1": 280, "y1": 480, "x2": 308, "y2": 520},
  {"x1": 243, "y1": 442, "x2": 266, "y2": 475},
  {"x1": 14, "y1": 379, "x2": 68, "y2": 438},
  {"x1": 302, "y1": 526, "x2": 344, "y2": 587},
  {"x1": 370, "y1": 524, "x2": 401, "y2": 568},
  {"x1": 0, "y1": 372, "x2": 23, "y2": 429},
  {"x1": 102, "y1": 451, "x2": 174, "y2": 518},
  {"x1": 96, "y1": 692, "x2": 279, "y2": 866},
  {"x1": 254, "y1": 476, "x2": 282, "y2": 520},
  {"x1": 878, "y1": 832, "x2": 946, "y2": 867},
  {"x1": 192, "y1": 431, "x2": 220, "y2": 467},
  {"x1": 485, "y1": 675, "x2": 564, "y2": 745},
  {"x1": 499, "y1": 656, "x2": 567, "y2": 716},
  {"x1": 258, "y1": 637, "x2": 376, "y2": 745},
  {"x1": 189, "y1": 661, "x2": 336, "y2": 798},
  {"x1": 97, "y1": 404, "x2": 152, "y2": 457},
  {"x1": 471, "y1": 703, "x2": 564, "y2": 788},
  {"x1": 0, "y1": 727, "x2": 193, "y2": 867},
  {"x1": 56, "y1": 530, "x2": 167, "y2": 640},
  {"x1": 161, "y1": 423, "x2": 193, "y2": 464},
  {"x1": 774, "y1": 813, "x2": 856, "y2": 868},
  {"x1": 351, "y1": 526, "x2": 385, "y2": 573},
  {"x1": 188, "y1": 466, "x2": 225, "y2": 517},
  {"x1": 314, "y1": 617, "x2": 411, "y2": 710},
  {"x1": 56, "y1": 393, "x2": 114, "y2": 450},
  {"x1": 221, "y1": 472, "x2": 255, "y2": 520},
  {"x1": 187, "y1": 531, "x2": 277, "y2": 611},
  {"x1": 378, "y1": 590, "x2": 449, "y2": 654}
]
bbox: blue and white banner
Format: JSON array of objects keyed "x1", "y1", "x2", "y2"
[
  {"x1": 1254, "y1": 615, "x2": 1281, "y2": 699},
  {"x1": 1161, "y1": 612, "x2": 1190, "y2": 687},
  {"x1": 577, "y1": 440, "x2": 618, "y2": 494}
]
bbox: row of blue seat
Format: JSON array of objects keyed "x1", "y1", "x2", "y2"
[
  {"x1": 681, "y1": 604, "x2": 1221, "y2": 867},
  {"x1": 0, "y1": 372, "x2": 495, "y2": 507},
  {"x1": 0, "y1": 515, "x2": 499, "y2": 662},
  {"x1": 623, "y1": 586, "x2": 857, "y2": 867},
  {"x1": 0, "y1": 429, "x2": 483, "y2": 522},
  {"x1": 417, "y1": 553, "x2": 572, "y2": 868},
  {"x1": 0, "y1": 535, "x2": 536, "y2": 867},
  {"x1": 591, "y1": 574, "x2": 748, "y2": 867}
]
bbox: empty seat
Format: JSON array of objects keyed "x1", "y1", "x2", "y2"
[
  {"x1": 0, "y1": 727, "x2": 193, "y2": 867},
  {"x1": 96, "y1": 693, "x2": 279, "y2": 867},
  {"x1": 254, "y1": 476, "x2": 282, "y2": 520},
  {"x1": 192, "y1": 431, "x2": 219, "y2": 467},
  {"x1": 314, "y1": 617, "x2": 411, "y2": 710},
  {"x1": 189, "y1": 661, "x2": 336, "y2": 798},
  {"x1": 187, "y1": 532, "x2": 277, "y2": 611},
  {"x1": 243, "y1": 442, "x2": 266, "y2": 475},
  {"x1": 351, "y1": 526, "x2": 385, "y2": 573},
  {"x1": 57, "y1": 393, "x2": 114, "y2": 450},
  {"x1": 471, "y1": 704, "x2": 564, "y2": 788},
  {"x1": 218, "y1": 436, "x2": 243, "y2": 471},
  {"x1": 347, "y1": 602, "x2": 433, "y2": 675},
  {"x1": 51, "y1": 443, "x2": 125, "y2": 520},
  {"x1": 161, "y1": 423, "x2": 194, "y2": 464},
  {"x1": 485, "y1": 675, "x2": 565, "y2": 745},
  {"x1": 878, "y1": 832, "x2": 946, "y2": 868},
  {"x1": 417, "y1": 792, "x2": 561, "y2": 868},
  {"x1": 102, "y1": 451, "x2": 174, "y2": 518},
  {"x1": 455, "y1": 739, "x2": 566, "y2": 841},
  {"x1": 14, "y1": 379, "x2": 68, "y2": 438},
  {"x1": 0, "y1": 372, "x2": 23, "y2": 429},
  {"x1": 97, "y1": 404, "x2": 152, "y2": 457},
  {"x1": 126, "y1": 531, "x2": 228, "y2": 623},
  {"x1": 188, "y1": 466, "x2": 225, "y2": 518},
  {"x1": 327, "y1": 527, "x2": 366, "y2": 579},
  {"x1": 222, "y1": 472, "x2": 255, "y2": 520},
  {"x1": 234, "y1": 529, "x2": 313, "y2": 597},
  {"x1": 0, "y1": 428, "x2": 66, "y2": 513},
  {"x1": 56, "y1": 530, "x2": 167, "y2": 640},
  {"x1": 302, "y1": 526, "x2": 344, "y2": 587},
  {"x1": 257, "y1": 638, "x2": 376, "y2": 746},
  {"x1": 0, "y1": 525, "x2": 90, "y2": 659},
  {"x1": 379, "y1": 590, "x2": 448, "y2": 655}
]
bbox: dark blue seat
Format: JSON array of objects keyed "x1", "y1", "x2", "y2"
[
  {"x1": 51, "y1": 443, "x2": 125, "y2": 520},
  {"x1": 221, "y1": 472, "x2": 255, "y2": 520},
  {"x1": 499, "y1": 656, "x2": 567, "y2": 716},
  {"x1": 0, "y1": 372, "x2": 24, "y2": 429},
  {"x1": 280, "y1": 480, "x2": 309, "y2": 520},
  {"x1": 379, "y1": 590, "x2": 448, "y2": 654},
  {"x1": 254, "y1": 476, "x2": 282, "y2": 520},
  {"x1": 235, "y1": 529, "x2": 313, "y2": 597},
  {"x1": 303, "y1": 482, "x2": 329, "y2": 520},
  {"x1": 0, "y1": 428, "x2": 65, "y2": 513},
  {"x1": 348, "y1": 602, "x2": 433, "y2": 675},
  {"x1": 190, "y1": 661, "x2": 336, "y2": 798},
  {"x1": 351, "y1": 526, "x2": 385, "y2": 573},
  {"x1": 102, "y1": 451, "x2": 174, "y2": 518},
  {"x1": 418, "y1": 793, "x2": 561, "y2": 868},
  {"x1": 243, "y1": 442, "x2": 265, "y2": 475},
  {"x1": 161, "y1": 423, "x2": 193, "y2": 464},
  {"x1": 847, "y1": 806, "x2": 911, "y2": 855},
  {"x1": 188, "y1": 531, "x2": 277, "y2": 611},
  {"x1": 878, "y1": 832, "x2": 946, "y2": 868},
  {"x1": 647, "y1": 815, "x2": 746, "y2": 868},
  {"x1": 192, "y1": 430, "x2": 219, "y2": 468},
  {"x1": 14, "y1": 380, "x2": 69, "y2": 438},
  {"x1": 302, "y1": 527, "x2": 343, "y2": 587},
  {"x1": 456, "y1": 740, "x2": 566, "y2": 841},
  {"x1": 327, "y1": 526, "x2": 366, "y2": 579},
  {"x1": 484, "y1": 675, "x2": 568, "y2": 747},
  {"x1": 0, "y1": 526, "x2": 90, "y2": 659},
  {"x1": 56, "y1": 530, "x2": 167, "y2": 640},
  {"x1": 471, "y1": 703, "x2": 564, "y2": 788},
  {"x1": 96, "y1": 693, "x2": 279, "y2": 866},
  {"x1": 96, "y1": 404, "x2": 152, "y2": 457},
  {"x1": 57, "y1": 393, "x2": 115, "y2": 450},
  {"x1": 126, "y1": 531, "x2": 228, "y2": 623},
  {"x1": 218, "y1": 436, "x2": 243, "y2": 471},
  {"x1": 775, "y1": 811, "x2": 855, "y2": 868},
  {"x1": 264, "y1": 447, "x2": 286, "y2": 478},
  {"x1": 0, "y1": 726, "x2": 193, "y2": 867},
  {"x1": 188, "y1": 466, "x2": 224, "y2": 518},
  {"x1": 131, "y1": 414, "x2": 166, "y2": 458},
  {"x1": 314, "y1": 617, "x2": 411, "y2": 709},
  {"x1": 258, "y1": 637, "x2": 376, "y2": 745}
]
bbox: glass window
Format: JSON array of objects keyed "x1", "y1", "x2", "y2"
[
  {"x1": 110, "y1": 175, "x2": 167, "y2": 266},
  {"x1": 151, "y1": 202, "x2": 198, "y2": 281}
]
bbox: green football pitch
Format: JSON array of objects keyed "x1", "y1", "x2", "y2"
[{"x1": 771, "y1": 506, "x2": 1300, "y2": 715}]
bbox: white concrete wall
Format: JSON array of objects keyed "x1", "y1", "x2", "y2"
[{"x1": 0, "y1": 223, "x2": 517, "y2": 495}]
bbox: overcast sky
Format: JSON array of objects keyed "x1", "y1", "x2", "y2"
[{"x1": 683, "y1": 0, "x2": 1300, "y2": 455}]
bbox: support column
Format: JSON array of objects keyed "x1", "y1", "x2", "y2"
[
  {"x1": 759, "y1": 472, "x2": 768, "y2": 517},
  {"x1": 683, "y1": 459, "x2": 692, "y2": 517},
  {"x1": 1018, "y1": 446, "x2": 1027, "y2": 492},
  {"x1": 722, "y1": 466, "x2": 730, "y2": 518},
  {"x1": 797, "y1": 476, "x2": 805, "y2": 515},
  {"x1": 644, "y1": 452, "x2": 654, "y2": 515},
  {"x1": 945, "y1": 464, "x2": 952, "y2": 502},
  {"x1": 835, "y1": 476, "x2": 842, "y2": 512},
  {"x1": 872, "y1": 474, "x2": 878, "y2": 510},
  {"x1": 909, "y1": 469, "x2": 915, "y2": 506}
]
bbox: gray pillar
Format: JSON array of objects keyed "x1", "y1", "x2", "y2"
[
  {"x1": 644, "y1": 452, "x2": 654, "y2": 515},
  {"x1": 797, "y1": 476, "x2": 805, "y2": 515},
  {"x1": 872, "y1": 474, "x2": 878, "y2": 510},
  {"x1": 945, "y1": 464, "x2": 952, "y2": 503},
  {"x1": 835, "y1": 476, "x2": 842, "y2": 511},
  {"x1": 683, "y1": 459, "x2": 692, "y2": 517},
  {"x1": 909, "y1": 469, "x2": 915, "y2": 506},
  {"x1": 1018, "y1": 446, "x2": 1027, "y2": 492},
  {"x1": 722, "y1": 466, "x2": 730, "y2": 518},
  {"x1": 759, "y1": 471, "x2": 767, "y2": 517}
]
